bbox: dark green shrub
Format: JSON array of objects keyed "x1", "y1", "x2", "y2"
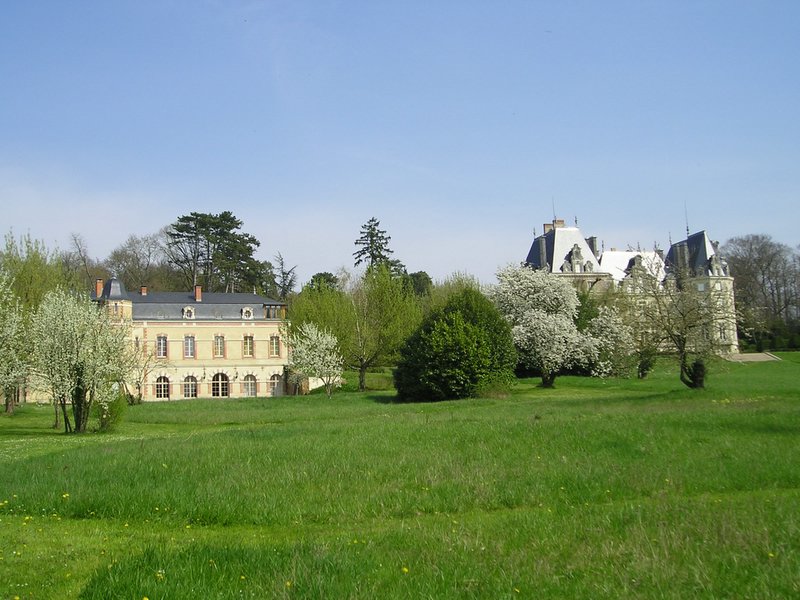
[
  {"x1": 394, "y1": 289, "x2": 516, "y2": 402},
  {"x1": 92, "y1": 391, "x2": 127, "y2": 432}
]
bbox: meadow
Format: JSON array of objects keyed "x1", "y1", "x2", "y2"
[{"x1": 1, "y1": 356, "x2": 799, "y2": 599}]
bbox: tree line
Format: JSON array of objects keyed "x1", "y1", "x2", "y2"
[
  {"x1": 1, "y1": 214, "x2": 797, "y2": 420},
  {"x1": 722, "y1": 235, "x2": 800, "y2": 350}
]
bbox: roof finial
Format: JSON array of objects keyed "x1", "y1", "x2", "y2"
[
  {"x1": 574, "y1": 215, "x2": 578, "y2": 226},
  {"x1": 551, "y1": 197, "x2": 557, "y2": 222},
  {"x1": 684, "y1": 201, "x2": 690, "y2": 237}
]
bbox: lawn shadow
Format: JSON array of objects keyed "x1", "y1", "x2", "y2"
[{"x1": 368, "y1": 393, "x2": 399, "y2": 404}]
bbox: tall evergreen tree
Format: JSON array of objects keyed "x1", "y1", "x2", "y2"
[
  {"x1": 164, "y1": 212, "x2": 265, "y2": 292},
  {"x1": 353, "y1": 217, "x2": 394, "y2": 269}
]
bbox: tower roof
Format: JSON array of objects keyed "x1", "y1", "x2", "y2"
[{"x1": 525, "y1": 220, "x2": 601, "y2": 274}]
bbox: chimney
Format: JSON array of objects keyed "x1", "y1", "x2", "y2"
[
  {"x1": 554, "y1": 219, "x2": 565, "y2": 228},
  {"x1": 543, "y1": 222, "x2": 553, "y2": 234},
  {"x1": 140, "y1": 286, "x2": 148, "y2": 296},
  {"x1": 95, "y1": 279, "x2": 104, "y2": 299},
  {"x1": 194, "y1": 285, "x2": 202, "y2": 302}
]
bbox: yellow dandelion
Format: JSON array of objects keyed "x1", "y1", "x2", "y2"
[
  {"x1": 62, "y1": 493, "x2": 70, "y2": 499},
  {"x1": 285, "y1": 580, "x2": 292, "y2": 588},
  {"x1": 240, "y1": 575, "x2": 246, "y2": 580},
  {"x1": 401, "y1": 566, "x2": 409, "y2": 574}
]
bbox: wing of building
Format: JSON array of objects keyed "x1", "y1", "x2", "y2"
[
  {"x1": 93, "y1": 278, "x2": 289, "y2": 400},
  {"x1": 524, "y1": 219, "x2": 738, "y2": 353}
]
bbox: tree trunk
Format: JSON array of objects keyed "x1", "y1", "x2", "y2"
[
  {"x1": 53, "y1": 399, "x2": 61, "y2": 429},
  {"x1": 540, "y1": 372, "x2": 556, "y2": 388},
  {"x1": 60, "y1": 398, "x2": 72, "y2": 433},
  {"x1": 3, "y1": 387, "x2": 16, "y2": 414},
  {"x1": 72, "y1": 382, "x2": 90, "y2": 433},
  {"x1": 358, "y1": 363, "x2": 367, "y2": 392},
  {"x1": 679, "y1": 356, "x2": 705, "y2": 389}
]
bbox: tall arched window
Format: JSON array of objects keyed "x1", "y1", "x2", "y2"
[
  {"x1": 269, "y1": 373, "x2": 282, "y2": 397},
  {"x1": 212, "y1": 373, "x2": 229, "y2": 398},
  {"x1": 243, "y1": 374, "x2": 257, "y2": 397},
  {"x1": 156, "y1": 376, "x2": 170, "y2": 399},
  {"x1": 183, "y1": 376, "x2": 198, "y2": 398}
]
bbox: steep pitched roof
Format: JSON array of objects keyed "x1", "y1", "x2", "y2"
[
  {"x1": 666, "y1": 231, "x2": 729, "y2": 277},
  {"x1": 525, "y1": 223, "x2": 601, "y2": 274}
]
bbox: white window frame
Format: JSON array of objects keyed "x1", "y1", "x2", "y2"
[{"x1": 184, "y1": 335, "x2": 195, "y2": 359}]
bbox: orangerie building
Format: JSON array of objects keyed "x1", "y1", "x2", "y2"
[{"x1": 93, "y1": 278, "x2": 289, "y2": 401}]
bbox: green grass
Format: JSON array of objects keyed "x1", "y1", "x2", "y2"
[{"x1": 2, "y1": 359, "x2": 799, "y2": 598}]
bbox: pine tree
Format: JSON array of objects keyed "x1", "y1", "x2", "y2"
[{"x1": 353, "y1": 217, "x2": 394, "y2": 268}]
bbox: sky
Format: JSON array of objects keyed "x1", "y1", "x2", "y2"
[{"x1": 2, "y1": 1, "x2": 799, "y2": 286}]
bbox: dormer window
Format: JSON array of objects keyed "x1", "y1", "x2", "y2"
[
  {"x1": 241, "y1": 306, "x2": 254, "y2": 320},
  {"x1": 183, "y1": 306, "x2": 195, "y2": 320}
]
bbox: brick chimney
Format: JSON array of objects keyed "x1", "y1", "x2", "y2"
[
  {"x1": 194, "y1": 285, "x2": 202, "y2": 302},
  {"x1": 140, "y1": 286, "x2": 148, "y2": 296},
  {"x1": 95, "y1": 279, "x2": 104, "y2": 298}
]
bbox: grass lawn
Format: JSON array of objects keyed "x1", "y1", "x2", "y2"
[{"x1": 1, "y1": 357, "x2": 799, "y2": 599}]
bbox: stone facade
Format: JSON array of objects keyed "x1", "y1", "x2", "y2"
[
  {"x1": 93, "y1": 279, "x2": 289, "y2": 400},
  {"x1": 525, "y1": 219, "x2": 739, "y2": 354}
]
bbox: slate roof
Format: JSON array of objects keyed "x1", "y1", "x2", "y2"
[
  {"x1": 94, "y1": 278, "x2": 284, "y2": 321},
  {"x1": 525, "y1": 225, "x2": 602, "y2": 273},
  {"x1": 665, "y1": 231, "x2": 729, "y2": 277}
]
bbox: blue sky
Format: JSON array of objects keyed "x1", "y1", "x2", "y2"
[{"x1": 2, "y1": 1, "x2": 798, "y2": 285}]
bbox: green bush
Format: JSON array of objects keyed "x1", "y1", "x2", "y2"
[
  {"x1": 394, "y1": 288, "x2": 516, "y2": 401},
  {"x1": 92, "y1": 391, "x2": 127, "y2": 432}
]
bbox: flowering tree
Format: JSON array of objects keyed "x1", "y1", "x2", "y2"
[
  {"x1": 0, "y1": 270, "x2": 27, "y2": 413},
  {"x1": 586, "y1": 305, "x2": 634, "y2": 378},
  {"x1": 287, "y1": 322, "x2": 344, "y2": 399},
  {"x1": 493, "y1": 264, "x2": 590, "y2": 387},
  {"x1": 290, "y1": 265, "x2": 421, "y2": 391},
  {"x1": 31, "y1": 289, "x2": 131, "y2": 433}
]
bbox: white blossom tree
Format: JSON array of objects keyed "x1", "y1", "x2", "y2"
[
  {"x1": 586, "y1": 305, "x2": 635, "y2": 378},
  {"x1": 287, "y1": 322, "x2": 344, "y2": 399},
  {"x1": 0, "y1": 270, "x2": 27, "y2": 413},
  {"x1": 493, "y1": 264, "x2": 591, "y2": 387},
  {"x1": 31, "y1": 289, "x2": 131, "y2": 432}
]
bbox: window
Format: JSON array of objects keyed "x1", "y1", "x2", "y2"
[
  {"x1": 269, "y1": 373, "x2": 282, "y2": 396},
  {"x1": 242, "y1": 307, "x2": 253, "y2": 320},
  {"x1": 156, "y1": 376, "x2": 170, "y2": 399},
  {"x1": 156, "y1": 336, "x2": 168, "y2": 359},
  {"x1": 265, "y1": 305, "x2": 279, "y2": 319},
  {"x1": 183, "y1": 376, "x2": 198, "y2": 398},
  {"x1": 184, "y1": 335, "x2": 195, "y2": 358},
  {"x1": 243, "y1": 335, "x2": 254, "y2": 358},
  {"x1": 214, "y1": 335, "x2": 225, "y2": 358},
  {"x1": 269, "y1": 335, "x2": 281, "y2": 357},
  {"x1": 183, "y1": 306, "x2": 195, "y2": 319},
  {"x1": 212, "y1": 373, "x2": 229, "y2": 398},
  {"x1": 243, "y1": 374, "x2": 257, "y2": 397}
]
